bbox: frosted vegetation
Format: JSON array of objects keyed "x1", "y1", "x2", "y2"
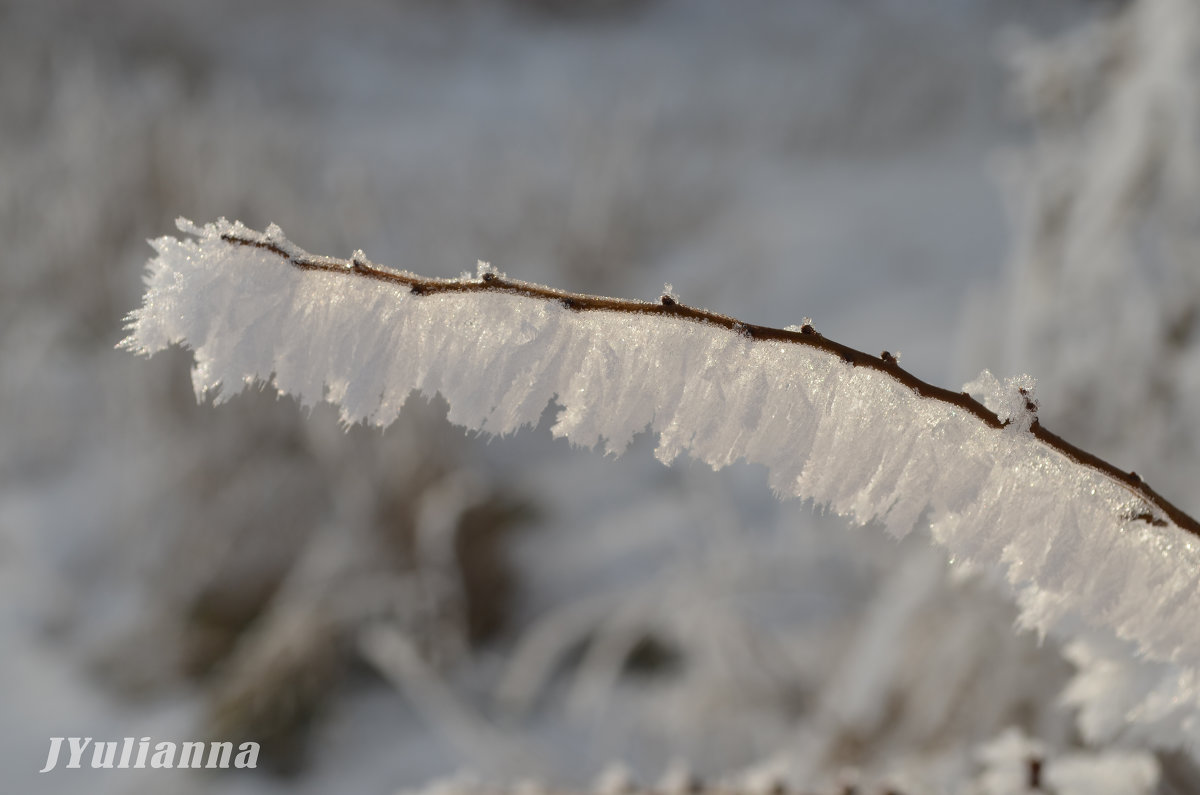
[
  {"x1": 962, "y1": 0, "x2": 1200, "y2": 759},
  {"x1": 7, "y1": 0, "x2": 1200, "y2": 792},
  {"x1": 125, "y1": 210, "x2": 1200, "y2": 783}
]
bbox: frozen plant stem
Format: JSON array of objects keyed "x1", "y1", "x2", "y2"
[
  {"x1": 122, "y1": 218, "x2": 1200, "y2": 700},
  {"x1": 220, "y1": 222, "x2": 1194, "y2": 537}
]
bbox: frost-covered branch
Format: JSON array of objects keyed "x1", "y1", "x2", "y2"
[
  {"x1": 137, "y1": 218, "x2": 1197, "y2": 538},
  {"x1": 122, "y1": 219, "x2": 1200, "y2": 732},
  {"x1": 229, "y1": 225, "x2": 1192, "y2": 538}
]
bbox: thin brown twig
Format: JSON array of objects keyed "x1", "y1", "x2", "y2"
[{"x1": 220, "y1": 229, "x2": 1200, "y2": 539}]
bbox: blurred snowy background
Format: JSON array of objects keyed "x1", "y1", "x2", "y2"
[{"x1": 2, "y1": 0, "x2": 1198, "y2": 793}]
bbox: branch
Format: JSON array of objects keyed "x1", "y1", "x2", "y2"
[
  {"x1": 219, "y1": 224, "x2": 1193, "y2": 538},
  {"x1": 121, "y1": 218, "x2": 1200, "y2": 696}
]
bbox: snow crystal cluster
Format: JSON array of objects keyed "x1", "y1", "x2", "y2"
[
  {"x1": 961, "y1": 371, "x2": 1038, "y2": 434},
  {"x1": 124, "y1": 218, "x2": 1200, "y2": 754}
]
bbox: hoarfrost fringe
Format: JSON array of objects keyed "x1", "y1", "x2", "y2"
[{"x1": 123, "y1": 219, "x2": 1200, "y2": 743}]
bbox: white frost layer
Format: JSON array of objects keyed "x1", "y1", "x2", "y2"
[{"x1": 124, "y1": 219, "x2": 1200, "y2": 747}]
